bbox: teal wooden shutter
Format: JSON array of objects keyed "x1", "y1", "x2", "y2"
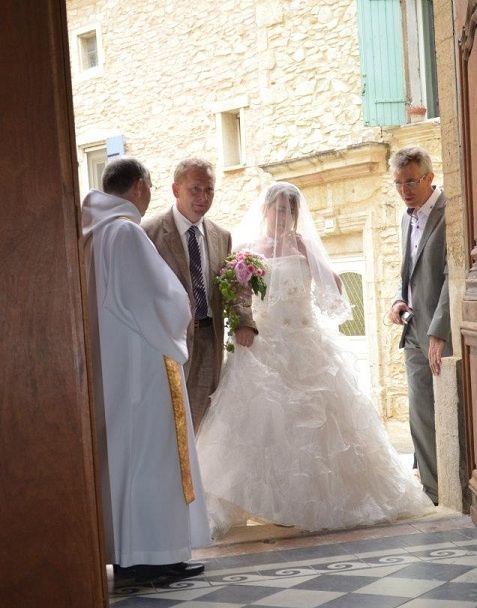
[
  {"x1": 356, "y1": 0, "x2": 406, "y2": 126},
  {"x1": 106, "y1": 135, "x2": 124, "y2": 161}
]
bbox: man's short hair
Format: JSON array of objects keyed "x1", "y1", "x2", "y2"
[
  {"x1": 102, "y1": 156, "x2": 149, "y2": 195},
  {"x1": 173, "y1": 158, "x2": 215, "y2": 184},
  {"x1": 389, "y1": 146, "x2": 433, "y2": 174}
]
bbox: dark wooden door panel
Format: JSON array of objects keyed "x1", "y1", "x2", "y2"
[
  {"x1": 0, "y1": 1, "x2": 106, "y2": 606},
  {"x1": 458, "y1": 0, "x2": 477, "y2": 524}
]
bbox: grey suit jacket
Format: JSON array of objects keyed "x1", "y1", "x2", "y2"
[
  {"x1": 142, "y1": 208, "x2": 256, "y2": 384},
  {"x1": 395, "y1": 190, "x2": 452, "y2": 355}
]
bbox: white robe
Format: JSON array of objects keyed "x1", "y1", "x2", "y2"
[{"x1": 82, "y1": 189, "x2": 210, "y2": 567}]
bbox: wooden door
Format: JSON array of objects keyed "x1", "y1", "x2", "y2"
[
  {"x1": 458, "y1": 0, "x2": 477, "y2": 524},
  {"x1": 0, "y1": 1, "x2": 107, "y2": 606}
]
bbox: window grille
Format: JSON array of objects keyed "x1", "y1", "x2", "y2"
[{"x1": 339, "y1": 272, "x2": 365, "y2": 336}]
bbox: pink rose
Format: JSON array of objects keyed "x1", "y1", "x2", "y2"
[{"x1": 235, "y1": 260, "x2": 252, "y2": 284}]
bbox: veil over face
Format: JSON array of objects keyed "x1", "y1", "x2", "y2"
[{"x1": 232, "y1": 181, "x2": 352, "y2": 323}]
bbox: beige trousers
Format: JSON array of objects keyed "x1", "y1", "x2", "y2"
[{"x1": 186, "y1": 324, "x2": 216, "y2": 433}]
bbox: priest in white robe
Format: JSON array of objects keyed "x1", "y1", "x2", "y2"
[{"x1": 82, "y1": 156, "x2": 210, "y2": 580}]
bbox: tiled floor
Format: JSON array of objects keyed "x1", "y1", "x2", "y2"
[{"x1": 109, "y1": 512, "x2": 477, "y2": 607}]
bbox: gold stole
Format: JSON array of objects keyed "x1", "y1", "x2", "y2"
[{"x1": 163, "y1": 356, "x2": 195, "y2": 504}]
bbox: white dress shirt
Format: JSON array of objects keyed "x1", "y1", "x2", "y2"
[{"x1": 172, "y1": 204, "x2": 211, "y2": 314}]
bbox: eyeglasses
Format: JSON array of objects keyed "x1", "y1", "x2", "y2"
[{"x1": 394, "y1": 175, "x2": 427, "y2": 190}]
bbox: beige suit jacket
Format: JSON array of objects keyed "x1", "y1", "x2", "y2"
[{"x1": 142, "y1": 207, "x2": 256, "y2": 385}]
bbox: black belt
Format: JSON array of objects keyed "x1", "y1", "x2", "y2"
[{"x1": 194, "y1": 317, "x2": 213, "y2": 328}]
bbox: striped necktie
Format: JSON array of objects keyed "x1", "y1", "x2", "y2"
[{"x1": 187, "y1": 225, "x2": 208, "y2": 320}]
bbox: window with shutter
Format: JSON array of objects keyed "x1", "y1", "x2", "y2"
[
  {"x1": 77, "y1": 136, "x2": 124, "y2": 199},
  {"x1": 356, "y1": 0, "x2": 407, "y2": 126},
  {"x1": 357, "y1": 0, "x2": 439, "y2": 125},
  {"x1": 86, "y1": 148, "x2": 107, "y2": 190}
]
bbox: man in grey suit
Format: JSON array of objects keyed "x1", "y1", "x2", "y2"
[
  {"x1": 143, "y1": 158, "x2": 256, "y2": 432},
  {"x1": 389, "y1": 146, "x2": 452, "y2": 505}
]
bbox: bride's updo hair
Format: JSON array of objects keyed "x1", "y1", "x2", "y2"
[{"x1": 262, "y1": 182, "x2": 301, "y2": 231}]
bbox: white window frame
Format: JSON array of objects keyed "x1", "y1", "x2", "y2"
[
  {"x1": 77, "y1": 141, "x2": 107, "y2": 200},
  {"x1": 331, "y1": 255, "x2": 372, "y2": 397},
  {"x1": 70, "y1": 22, "x2": 104, "y2": 81},
  {"x1": 212, "y1": 96, "x2": 248, "y2": 171},
  {"x1": 87, "y1": 147, "x2": 107, "y2": 190},
  {"x1": 79, "y1": 30, "x2": 99, "y2": 71}
]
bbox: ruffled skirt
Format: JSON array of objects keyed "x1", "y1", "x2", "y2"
[{"x1": 197, "y1": 306, "x2": 434, "y2": 537}]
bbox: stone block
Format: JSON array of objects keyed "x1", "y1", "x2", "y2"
[
  {"x1": 256, "y1": 1, "x2": 283, "y2": 27},
  {"x1": 434, "y1": 357, "x2": 470, "y2": 511}
]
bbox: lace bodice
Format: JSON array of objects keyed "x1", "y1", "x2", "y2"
[{"x1": 253, "y1": 255, "x2": 314, "y2": 329}]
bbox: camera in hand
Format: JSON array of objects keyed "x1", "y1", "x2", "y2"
[{"x1": 400, "y1": 310, "x2": 414, "y2": 325}]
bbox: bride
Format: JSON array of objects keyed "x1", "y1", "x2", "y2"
[{"x1": 197, "y1": 182, "x2": 434, "y2": 538}]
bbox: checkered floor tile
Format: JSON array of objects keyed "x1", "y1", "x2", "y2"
[{"x1": 109, "y1": 525, "x2": 477, "y2": 607}]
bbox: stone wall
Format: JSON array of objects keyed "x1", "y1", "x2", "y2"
[
  {"x1": 66, "y1": 0, "x2": 444, "y2": 419},
  {"x1": 67, "y1": 0, "x2": 381, "y2": 213}
]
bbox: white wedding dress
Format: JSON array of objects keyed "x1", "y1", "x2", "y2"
[{"x1": 197, "y1": 255, "x2": 434, "y2": 537}]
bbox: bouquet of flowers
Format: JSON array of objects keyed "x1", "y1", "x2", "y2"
[{"x1": 215, "y1": 250, "x2": 267, "y2": 352}]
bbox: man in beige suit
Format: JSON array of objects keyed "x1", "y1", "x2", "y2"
[{"x1": 143, "y1": 158, "x2": 256, "y2": 431}]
